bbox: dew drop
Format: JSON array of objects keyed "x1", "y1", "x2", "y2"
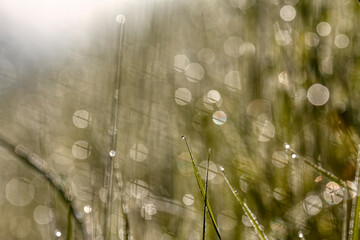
[
  {"x1": 55, "y1": 230, "x2": 62, "y2": 237},
  {"x1": 84, "y1": 205, "x2": 92, "y2": 213},
  {"x1": 109, "y1": 150, "x2": 116, "y2": 157}
]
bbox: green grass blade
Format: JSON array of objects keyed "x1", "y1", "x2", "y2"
[
  {"x1": 182, "y1": 136, "x2": 222, "y2": 240},
  {"x1": 9, "y1": 143, "x2": 87, "y2": 237},
  {"x1": 349, "y1": 145, "x2": 360, "y2": 240},
  {"x1": 220, "y1": 167, "x2": 268, "y2": 240},
  {"x1": 285, "y1": 146, "x2": 347, "y2": 188},
  {"x1": 342, "y1": 187, "x2": 348, "y2": 240},
  {"x1": 203, "y1": 149, "x2": 211, "y2": 240},
  {"x1": 285, "y1": 144, "x2": 352, "y2": 239}
]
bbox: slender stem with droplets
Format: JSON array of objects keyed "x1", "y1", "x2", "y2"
[
  {"x1": 104, "y1": 19, "x2": 126, "y2": 240},
  {"x1": 285, "y1": 147, "x2": 347, "y2": 189},
  {"x1": 220, "y1": 168, "x2": 268, "y2": 240},
  {"x1": 285, "y1": 144, "x2": 352, "y2": 239},
  {"x1": 349, "y1": 145, "x2": 360, "y2": 240},
  {"x1": 342, "y1": 187, "x2": 348, "y2": 240},
  {"x1": 203, "y1": 149, "x2": 211, "y2": 240},
  {"x1": 182, "y1": 136, "x2": 222, "y2": 240},
  {"x1": 0, "y1": 140, "x2": 88, "y2": 239}
]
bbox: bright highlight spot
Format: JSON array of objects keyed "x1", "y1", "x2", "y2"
[
  {"x1": 303, "y1": 195, "x2": 322, "y2": 216},
  {"x1": 175, "y1": 88, "x2": 192, "y2": 105},
  {"x1": 280, "y1": 5, "x2": 296, "y2": 22},
  {"x1": 183, "y1": 194, "x2": 195, "y2": 206},
  {"x1": 6, "y1": 177, "x2": 35, "y2": 206},
  {"x1": 307, "y1": 84, "x2": 330, "y2": 106},
  {"x1": 212, "y1": 111, "x2": 227, "y2": 125},
  {"x1": 323, "y1": 182, "x2": 343, "y2": 205},
  {"x1": 206, "y1": 90, "x2": 221, "y2": 104},
  {"x1": 334, "y1": 34, "x2": 349, "y2": 48},
  {"x1": 109, "y1": 150, "x2": 116, "y2": 157},
  {"x1": 33, "y1": 205, "x2": 53, "y2": 225},
  {"x1": 115, "y1": 14, "x2": 126, "y2": 24},
  {"x1": 130, "y1": 143, "x2": 148, "y2": 162},
  {"x1": 305, "y1": 32, "x2": 319, "y2": 47},
  {"x1": 316, "y1": 22, "x2": 331, "y2": 36},
  {"x1": 72, "y1": 140, "x2": 91, "y2": 159},
  {"x1": 84, "y1": 205, "x2": 92, "y2": 213},
  {"x1": 185, "y1": 63, "x2": 205, "y2": 82},
  {"x1": 55, "y1": 230, "x2": 62, "y2": 237},
  {"x1": 174, "y1": 54, "x2": 190, "y2": 72},
  {"x1": 272, "y1": 151, "x2": 289, "y2": 168},
  {"x1": 73, "y1": 110, "x2": 91, "y2": 128}
]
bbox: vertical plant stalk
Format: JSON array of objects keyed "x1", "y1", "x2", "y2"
[
  {"x1": 182, "y1": 136, "x2": 222, "y2": 240},
  {"x1": 67, "y1": 202, "x2": 72, "y2": 240},
  {"x1": 104, "y1": 17, "x2": 126, "y2": 240},
  {"x1": 121, "y1": 203, "x2": 130, "y2": 240},
  {"x1": 285, "y1": 147, "x2": 347, "y2": 189},
  {"x1": 342, "y1": 187, "x2": 348, "y2": 240},
  {"x1": 114, "y1": 169, "x2": 130, "y2": 240},
  {"x1": 220, "y1": 168, "x2": 268, "y2": 240},
  {"x1": 202, "y1": 149, "x2": 211, "y2": 240},
  {"x1": 349, "y1": 145, "x2": 360, "y2": 240}
]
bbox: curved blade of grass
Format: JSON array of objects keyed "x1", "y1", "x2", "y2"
[
  {"x1": 203, "y1": 149, "x2": 211, "y2": 240},
  {"x1": 10, "y1": 143, "x2": 88, "y2": 238},
  {"x1": 285, "y1": 147, "x2": 347, "y2": 188},
  {"x1": 220, "y1": 167, "x2": 268, "y2": 240},
  {"x1": 182, "y1": 136, "x2": 222, "y2": 240},
  {"x1": 0, "y1": 136, "x2": 88, "y2": 239},
  {"x1": 349, "y1": 145, "x2": 360, "y2": 240}
]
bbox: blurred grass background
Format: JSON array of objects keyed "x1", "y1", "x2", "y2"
[{"x1": 0, "y1": 0, "x2": 359, "y2": 239}]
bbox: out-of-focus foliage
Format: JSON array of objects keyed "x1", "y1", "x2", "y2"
[{"x1": 0, "y1": 0, "x2": 360, "y2": 239}]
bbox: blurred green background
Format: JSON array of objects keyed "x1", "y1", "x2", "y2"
[{"x1": 0, "y1": 0, "x2": 359, "y2": 239}]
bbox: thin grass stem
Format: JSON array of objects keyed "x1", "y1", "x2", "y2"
[
  {"x1": 182, "y1": 136, "x2": 222, "y2": 240},
  {"x1": 203, "y1": 149, "x2": 211, "y2": 240},
  {"x1": 284, "y1": 144, "x2": 355, "y2": 239},
  {"x1": 220, "y1": 167, "x2": 268, "y2": 240},
  {"x1": 349, "y1": 145, "x2": 360, "y2": 240},
  {"x1": 285, "y1": 147, "x2": 347, "y2": 188},
  {"x1": 342, "y1": 187, "x2": 348, "y2": 240}
]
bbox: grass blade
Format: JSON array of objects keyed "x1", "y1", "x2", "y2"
[
  {"x1": 182, "y1": 136, "x2": 222, "y2": 240},
  {"x1": 342, "y1": 187, "x2": 348, "y2": 240},
  {"x1": 285, "y1": 144, "x2": 352, "y2": 239},
  {"x1": 285, "y1": 146, "x2": 347, "y2": 188},
  {"x1": 114, "y1": 170, "x2": 130, "y2": 240},
  {"x1": 9, "y1": 143, "x2": 87, "y2": 238},
  {"x1": 220, "y1": 167, "x2": 268, "y2": 240},
  {"x1": 349, "y1": 145, "x2": 360, "y2": 240},
  {"x1": 203, "y1": 149, "x2": 211, "y2": 240}
]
